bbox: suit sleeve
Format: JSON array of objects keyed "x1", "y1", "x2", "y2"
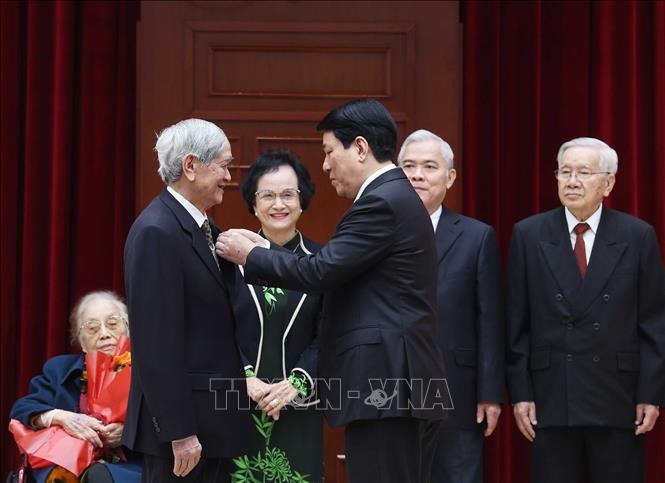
[
  {"x1": 636, "y1": 226, "x2": 665, "y2": 405},
  {"x1": 10, "y1": 356, "x2": 77, "y2": 426},
  {"x1": 475, "y1": 226, "x2": 505, "y2": 404},
  {"x1": 125, "y1": 224, "x2": 197, "y2": 442},
  {"x1": 506, "y1": 224, "x2": 534, "y2": 403},
  {"x1": 244, "y1": 194, "x2": 395, "y2": 292}
]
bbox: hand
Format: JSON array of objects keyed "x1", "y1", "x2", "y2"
[
  {"x1": 257, "y1": 380, "x2": 299, "y2": 421},
  {"x1": 477, "y1": 402, "x2": 501, "y2": 437},
  {"x1": 52, "y1": 410, "x2": 104, "y2": 448},
  {"x1": 215, "y1": 229, "x2": 265, "y2": 265},
  {"x1": 171, "y1": 434, "x2": 202, "y2": 477},
  {"x1": 635, "y1": 403, "x2": 660, "y2": 435},
  {"x1": 513, "y1": 401, "x2": 537, "y2": 442},
  {"x1": 246, "y1": 376, "x2": 271, "y2": 403},
  {"x1": 100, "y1": 422, "x2": 123, "y2": 448}
]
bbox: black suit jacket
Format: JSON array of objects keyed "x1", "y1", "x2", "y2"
[
  {"x1": 233, "y1": 232, "x2": 322, "y2": 404},
  {"x1": 506, "y1": 206, "x2": 665, "y2": 428},
  {"x1": 435, "y1": 207, "x2": 504, "y2": 428},
  {"x1": 244, "y1": 168, "x2": 448, "y2": 427},
  {"x1": 122, "y1": 189, "x2": 250, "y2": 457}
]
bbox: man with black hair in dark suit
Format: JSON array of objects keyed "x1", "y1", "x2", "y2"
[{"x1": 216, "y1": 99, "x2": 449, "y2": 483}]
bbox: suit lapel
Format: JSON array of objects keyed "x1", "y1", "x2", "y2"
[
  {"x1": 160, "y1": 190, "x2": 224, "y2": 288},
  {"x1": 538, "y1": 208, "x2": 581, "y2": 304},
  {"x1": 571, "y1": 208, "x2": 627, "y2": 314},
  {"x1": 435, "y1": 207, "x2": 462, "y2": 263}
]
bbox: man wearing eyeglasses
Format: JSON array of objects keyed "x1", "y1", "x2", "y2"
[
  {"x1": 506, "y1": 137, "x2": 665, "y2": 483},
  {"x1": 123, "y1": 119, "x2": 250, "y2": 482}
]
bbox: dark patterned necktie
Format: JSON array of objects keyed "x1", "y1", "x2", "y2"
[
  {"x1": 201, "y1": 219, "x2": 214, "y2": 250},
  {"x1": 573, "y1": 222, "x2": 590, "y2": 278}
]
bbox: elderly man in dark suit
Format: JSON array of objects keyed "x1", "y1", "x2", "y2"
[
  {"x1": 507, "y1": 137, "x2": 665, "y2": 483},
  {"x1": 123, "y1": 119, "x2": 250, "y2": 482},
  {"x1": 216, "y1": 99, "x2": 448, "y2": 483},
  {"x1": 398, "y1": 129, "x2": 503, "y2": 483}
]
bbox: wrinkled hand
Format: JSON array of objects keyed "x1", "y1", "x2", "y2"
[
  {"x1": 513, "y1": 401, "x2": 537, "y2": 442},
  {"x1": 100, "y1": 422, "x2": 123, "y2": 448},
  {"x1": 635, "y1": 403, "x2": 660, "y2": 435},
  {"x1": 171, "y1": 434, "x2": 202, "y2": 477},
  {"x1": 52, "y1": 410, "x2": 105, "y2": 448},
  {"x1": 246, "y1": 376, "x2": 271, "y2": 403},
  {"x1": 215, "y1": 229, "x2": 265, "y2": 265},
  {"x1": 477, "y1": 402, "x2": 502, "y2": 437},
  {"x1": 257, "y1": 380, "x2": 300, "y2": 421}
]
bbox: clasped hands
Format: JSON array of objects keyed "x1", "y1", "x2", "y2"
[
  {"x1": 216, "y1": 229, "x2": 267, "y2": 265},
  {"x1": 50, "y1": 409, "x2": 122, "y2": 448},
  {"x1": 246, "y1": 377, "x2": 299, "y2": 421}
]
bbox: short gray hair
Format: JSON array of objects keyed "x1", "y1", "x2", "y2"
[
  {"x1": 70, "y1": 291, "x2": 128, "y2": 348},
  {"x1": 397, "y1": 129, "x2": 454, "y2": 169},
  {"x1": 155, "y1": 118, "x2": 229, "y2": 184},
  {"x1": 556, "y1": 137, "x2": 618, "y2": 174}
]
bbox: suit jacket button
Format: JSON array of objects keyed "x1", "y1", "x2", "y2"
[
  {"x1": 603, "y1": 294, "x2": 610, "y2": 302},
  {"x1": 567, "y1": 354, "x2": 573, "y2": 362},
  {"x1": 593, "y1": 322, "x2": 600, "y2": 330},
  {"x1": 555, "y1": 293, "x2": 563, "y2": 301},
  {"x1": 592, "y1": 355, "x2": 600, "y2": 363},
  {"x1": 567, "y1": 323, "x2": 573, "y2": 329}
]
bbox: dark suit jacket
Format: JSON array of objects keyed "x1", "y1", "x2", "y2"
[
  {"x1": 435, "y1": 207, "x2": 504, "y2": 428},
  {"x1": 122, "y1": 189, "x2": 250, "y2": 457},
  {"x1": 244, "y1": 168, "x2": 447, "y2": 427},
  {"x1": 233, "y1": 232, "x2": 322, "y2": 403},
  {"x1": 506, "y1": 206, "x2": 665, "y2": 428}
]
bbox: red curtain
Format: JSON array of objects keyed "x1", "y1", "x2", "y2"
[
  {"x1": 0, "y1": 0, "x2": 138, "y2": 475},
  {"x1": 462, "y1": 1, "x2": 665, "y2": 482}
]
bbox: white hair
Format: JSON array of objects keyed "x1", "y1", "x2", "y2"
[
  {"x1": 556, "y1": 137, "x2": 618, "y2": 174},
  {"x1": 155, "y1": 118, "x2": 229, "y2": 184},
  {"x1": 397, "y1": 129, "x2": 454, "y2": 169},
  {"x1": 70, "y1": 291, "x2": 128, "y2": 347}
]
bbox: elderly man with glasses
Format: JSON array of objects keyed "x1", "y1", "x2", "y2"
[{"x1": 506, "y1": 137, "x2": 665, "y2": 483}]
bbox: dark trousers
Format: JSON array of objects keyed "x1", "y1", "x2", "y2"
[
  {"x1": 344, "y1": 417, "x2": 440, "y2": 483},
  {"x1": 431, "y1": 426, "x2": 483, "y2": 483},
  {"x1": 532, "y1": 427, "x2": 645, "y2": 483},
  {"x1": 141, "y1": 454, "x2": 233, "y2": 483}
]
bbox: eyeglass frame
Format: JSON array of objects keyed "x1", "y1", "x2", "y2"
[
  {"x1": 554, "y1": 168, "x2": 611, "y2": 182},
  {"x1": 78, "y1": 315, "x2": 128, "y2": 336},
  {"x1": 254, "y1": 188, "x2": 301, "y2": 204}
]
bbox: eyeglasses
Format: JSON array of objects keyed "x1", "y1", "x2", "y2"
[
  {"x1": 554, "y1": 169, "x2": 611, "y2": 182},
  {"x1": 255, "y1": 188, "x2": 300, "y2": 204},
  {"x1": 79, "y1": 315, "x2": 127, "y2": 336}
]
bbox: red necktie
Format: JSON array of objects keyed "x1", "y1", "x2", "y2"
[{"x1": 573, "y1": 223, "x2": 590, "y2": 278}]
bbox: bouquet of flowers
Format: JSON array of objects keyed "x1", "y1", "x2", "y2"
[{"x1": 9, "y1": 336, "x2": 132, "y2": 476}]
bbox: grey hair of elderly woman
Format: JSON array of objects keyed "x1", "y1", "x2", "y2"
[
  {"x1": 69, "y1": 291, "x2": 129, "y2": 347},
  {"x1": 155, "y1": 118, "x2": 230, "y2": 184}
]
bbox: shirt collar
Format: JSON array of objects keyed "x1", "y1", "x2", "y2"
[
  {"x1": 354, "y1": 164, "x2": 397, "y2": 202},
  {"x1": 565, "y1": 204, "x2": 602, "y2": 235},
  {"x1": 430, "y1": 205, "x2": 443, "y2": 231},
  {"x1": 167, "y1": 186, "x2": 208, "y2": 227}
]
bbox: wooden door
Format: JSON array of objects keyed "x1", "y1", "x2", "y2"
[{"x1": 138, "y1": 2, "x2": 460, "y2": 480}]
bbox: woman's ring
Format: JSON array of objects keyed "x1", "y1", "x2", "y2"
[{"x1": 270, "y1": 398, "x2": 280, "y2": 408}]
